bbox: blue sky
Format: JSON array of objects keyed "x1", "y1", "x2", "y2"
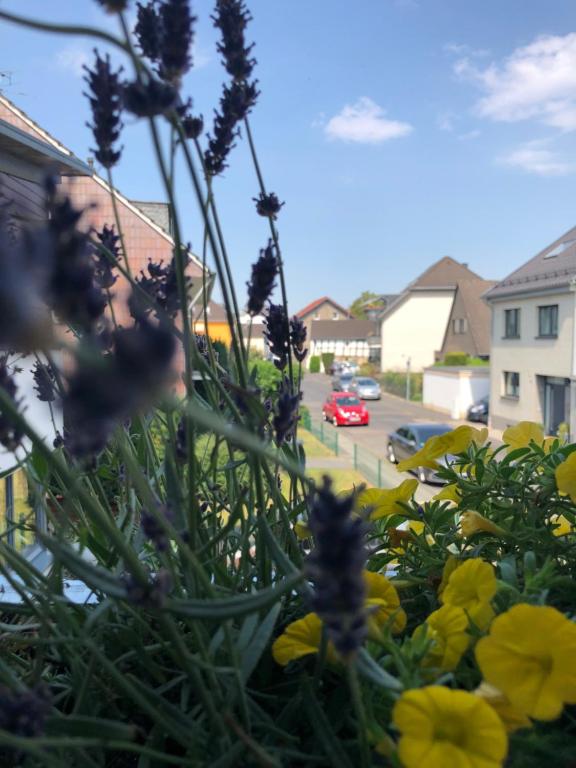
[{"x1": 2, "y1": 0, "x2": 576, "y2": 312}]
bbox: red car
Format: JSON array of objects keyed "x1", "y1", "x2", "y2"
[{"x1": 322, "y1": 392, "x2": 370, "y2": 427}]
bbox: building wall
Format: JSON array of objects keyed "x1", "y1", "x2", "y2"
[
  {"x1": 441, "y1": 289, "x2": 477, "y2": 358},
  {"x1": 423, "y1": 367, "x2": 490, "y2": 418},
  {"x1": 380, "y1": 291, "x2": 454, "y2": 372},
  {"x1": 489, "y1": 291, "x2": 574, "y2": 433},
  {"x1": 0, "y1": 171, "x2": 46, "y2": 223},
  {"x1": 310, "y1": 339, "x2": 370, "y2": 363},
  {"x1": 301, "y1": 301, "x2": 348, "y2": 342}
]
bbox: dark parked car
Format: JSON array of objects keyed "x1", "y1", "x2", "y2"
[
  {"x1": 467, "y1": 396, "x2": 489, "y2": 424},
  {"x1": 332, "y1": 373, "x2": 357, "y2": 392},
  {"x1": 387, "y1": 422, "x2": 453, "y2": 483}
]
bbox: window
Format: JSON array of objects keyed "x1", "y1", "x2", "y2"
[
  {"x1": 504, "y1": 308, "x2": 520, "y2": 338},
  {"x1": 538, "y1": 305, "x2": 558, "y2": 337},
  {"x1": 332, "y1": 311, "x2": 339, "y2": 320},
  {"x1": 503, "y1": 371, "x2": 520, "y2": 398},
  {"x1": 452, "y1": 318, "x2": 467, "y2": 334}
]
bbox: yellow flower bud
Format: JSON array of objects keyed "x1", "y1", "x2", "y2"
[{"x1": 460, "y1": 510, "x2": 506, "y2": 538}]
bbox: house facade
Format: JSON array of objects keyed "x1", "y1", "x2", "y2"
[
  {"x1": 296, "y1": 296, "x2": 350, "y2": 346},
  {"x1": 380, "y1": 257, "x2": 491, "y2": 372},
  {"x1": 309, "y1": 319, "x2": 378, "y2": 366},
  {"x1": 485, "y1": 228, "x2": 576, "y2": 438}
]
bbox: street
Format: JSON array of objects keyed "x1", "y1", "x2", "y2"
[{"x1": 301, "y1": 373, "x2": 469, "y2": 500}]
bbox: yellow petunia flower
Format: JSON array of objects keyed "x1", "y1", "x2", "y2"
[
  {"x1": 555, "y1": 451, "x2": 576, "y2": 502},
  {"x1": 433, "y1": 483, "x2": 461, "y2": 504},
  {"x1": 474, "y1": 682, "x2": 532, "y2": 733},
  {"x1": 272, "y1": 571, "x2": 406, "y2": 666},
  {"x1": 502, "y1": 420, "x2": 554, "y2": 452},
  {"x1": 550, "y1": 514, "x2": 573, "y2": 537},
  {"x1": 365, "y1": 570, "x2": 406, "y2": 634},
  {"x1": 393, "y1": 686, "x2": 508, "y2": 768},
  {"x1": 441, "y1": 558, "x2": 497, "y2": 630},
  {"x1": 397, "y1": 425, "x2": 488, "y2": 473},
  {"x1": 272, "y1": 612, "x2": 339, "y2": 666},
  {"x1": 413, "y1": 604, "x2": 470, "y2": 672},
  {"x1": 475, "y1": 603, "x2": 576, "y2": 721},
  {"x1": 437, "y1": 555, "x2": 461, "y2": 597},
  {"x1": 293, "y1": 519, "x2": 311, "y2": 540},
  {"x1": 356, "y1": 479, "x2": 418, "y2": 521},
  {"x1": 460, "y1": 510, "x2": 506, "y2": 538}
]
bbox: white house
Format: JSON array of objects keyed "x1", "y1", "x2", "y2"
[
  {"x1": 380, "y1": 257, "x2": 490, "y2": 372},
  {"x1": 485, "y1": 227, "x2": 576, "y2": 439}
]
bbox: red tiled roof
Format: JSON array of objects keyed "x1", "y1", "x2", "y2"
[{"x1": 296, "y1": 296, "x2": 350, "y2": 319}]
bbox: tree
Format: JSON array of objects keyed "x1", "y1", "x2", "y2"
[{"x1": 349, "y1": 290, "x2": 379, "y2": 319}]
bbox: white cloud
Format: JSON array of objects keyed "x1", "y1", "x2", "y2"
[
  {"x1": 444, "y1": 42, "x2": 489, "y2": 58},
  {"x1": 54, "y1": 44, "x2": 90, "y2": 77},
  {"x1": 437, "y1": 110, "x2": 456, "y2": 132},
  {"x1": 458, "y1": 129, "x2": 481, "y2": 141},
  {"x1": 498, "y1": 140, "x2": 575, "y2": 176},
  {"x1": 324, "y1": 98, "x2": 412, "y2": 144},
  {"x1": 456, "y1": 33, "x2": 576, "y2": 130}
]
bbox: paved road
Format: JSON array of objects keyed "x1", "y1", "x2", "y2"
[{"x1": 301, "y1": 373, "x2": 469, "y2": 500}]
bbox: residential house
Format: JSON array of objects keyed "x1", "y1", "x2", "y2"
[
  {"x1": 296, "y1": 296, "x2": 350, "y2": 345},
  {"x1": 438, "y1": 278, "x2": 496, "y2": 360},
  {"x1": 379, "y1": 257, "x2": 491, "y2": 372},
  {"x1": 310, "y1": 319, "x2": 378, "y2": 366},
  {"x1": 362, "y1": 294, "x2": 398, "y2": 322},
  {"x1": 0, "y1": 115, "x2": 91, "y2": 555},
  {"x1": 485, "y1": 228, "x2": 576, "y2": 438}
]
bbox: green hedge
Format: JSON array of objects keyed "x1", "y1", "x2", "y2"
[
  {"x1": 380, "y1": 370, "x2": 423, "y2": 401},
  {"x1": 321, "y1": 352, "x2": 334, "y2": 374},
  {"x1": 309, "y1": 355, "x2": 320, "y2": 373}
]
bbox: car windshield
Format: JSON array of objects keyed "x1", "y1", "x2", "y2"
[
  {"x1": 357, "y1": 378, "x2": 376, "y2": 386},
  {"x1": 337, "y1": 396, "x2": 360, "y2": 406},
  {"x1": 414, "y1": 425, "x2": 452, "y2": 445}
]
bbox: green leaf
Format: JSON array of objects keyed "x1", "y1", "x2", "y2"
[
  {"x1": 302, "y1": 680, "x2": 354, "y2": 768},
  {"x1": 356, "y1": 648, "x2": 402, "y2": 691},
  {"x1": 46, "y1": 715, "x2": 137, "y2": 741},
  {"x1": 241, "y1": 602, "x2": 281, "y2": 682},
  {"x1": 166, "y1": 573, "x2": 302, "y2": 620}
]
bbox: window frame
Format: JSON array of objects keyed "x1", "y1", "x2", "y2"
[
  {"x1": 537, "y1": 304, "x2": 559, "y2": 338},
  {"x1": 504, "y1": 308, "x2": 520, "y2": 339},
  {"x1": 503, "y1": 371, "x2": 520, "y2": 399}
]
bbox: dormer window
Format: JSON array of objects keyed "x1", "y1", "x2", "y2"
[{"x1": 333, "y1": 311, "x2": 339, "y2": 320}]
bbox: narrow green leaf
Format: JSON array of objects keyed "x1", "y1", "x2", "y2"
[
  {"x1": 356, "y1": 648, "x2": 402, "y2": 691},
  {"x1": 241, "y1": 602, "x2": 281, "y2": 682},
  {"x1": 46, "y1": 715, "x2": 137, "y2": 741},
  {"x1": 302, "y1": 680, "x2": 354, "y2": 768}
]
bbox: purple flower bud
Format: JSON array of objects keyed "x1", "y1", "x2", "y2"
[
  {"x1": 212, "y1": 0, "x2": 256, "y2": 82},
  {"x1": 158, "y1": 0, "x2": 196, "y2": 85},
  {"x1": 84, "y1": 52, "x2": 124, "y2": 169},
  {"x1": 289, "y1": 316, "x2": 307, "y2": 363},
  {"x1": 135, "y1": 1, "x2": 163, "y2": 62},
  {"x1": 264, "y1": 303, "x2": 290, "y2": 370},
  {"x1": 32, "y1": 360, "x2": 58, "y2": 403},
  {"x1": 246, "y1": 241, "x2": 277, "y2": 316},
  {"x1": 253, "y1": 192, "x2": 284, "y2": 220},
  {"x1": 123, "y1": 77, "x2": 178, "y2": 117}
]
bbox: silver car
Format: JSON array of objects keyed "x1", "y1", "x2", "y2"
[{"x1": 355, "y1": 377, "x2": 381, "y2": 400}]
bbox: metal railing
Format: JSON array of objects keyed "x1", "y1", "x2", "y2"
[
  {"x1": 306, "y1": 417, "x2": 339, "y2": 455},
  {"x1": 352, "y1": 443, "x2": 384, "y2": 488}
]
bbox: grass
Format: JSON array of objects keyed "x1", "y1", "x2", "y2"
[
  {"x1": 305, "y1": 468, "x2": 368, "y2": 492},
  {"x1": 298, "y1": 428, "x2": 335, "y2": 458}
]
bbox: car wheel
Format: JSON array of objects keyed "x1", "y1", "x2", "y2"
[
  {"x1": 387, "y1": 444, "x2": 396, "y2": 463},
  {"x1": 418, "y1": 467, "x2": 427, "y2": 483},
  {"x1": 333, "y1": 416, "x2": 339, "y2": 427}
]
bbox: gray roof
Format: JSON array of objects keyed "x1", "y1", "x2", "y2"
[
  {"x1": 311, "y1": 319, "x2": 377, "y2": 341},
  {"x1": 381, "y1": 257, "x2": 484, "y2": 320},
  {"x1": 485, "y1": 225, "x2": 576, "y2": 301},
  {"x1": 0, "y1": 118, "x2": 90, "y2": 176}
]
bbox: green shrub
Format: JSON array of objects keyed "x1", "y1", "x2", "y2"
[
  {"x1": 321, "y1": 352, "x2": 335, "y2": 374},
  {"x1": 380, "y1": 370, "x2": 423, "y2": 400},
  {"x1": 442, "y1": 351, "x2": 470, "y2": 366},
  {"x1": 309, "y1": 355, "x2": 320, "y2": 373}
]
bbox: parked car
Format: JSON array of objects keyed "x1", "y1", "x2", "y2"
[
  {"x1": 342, "y1": 361, "x2": 360, "y2": 375},
  {"x1": 355, "y1": 377, "x2": 381, "y2": 400},
  {"x1": 323, "y1": 393, "x2": 370, "y2": 427},
  {"x1": 387, "y1": 422, "x2": 453, "y2": 483},
  {"x1": 332, "y1": 373, "x2": 357, "y2": 392},
  {"x1": 329, "y1": 361, "x2": 345, "y2": 376},
  {"x1": 467, "y1": 395, "x2": 489, "y2": 424}
]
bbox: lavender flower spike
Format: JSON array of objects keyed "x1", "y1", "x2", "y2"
[
  {"x1": 289, "y1": 316, "x2": 307, "y2": 363},
  {"x1": 264, "y1": 303, "x2": 290, "y2": 370},
  {"x1": 246, "y1": 241, "x2": 277, "y2": 317},
  {"x1": 307, "y1": 477, "x2": 368, "y2": 659},
  {"x1": 84, "y1": 51, "x2": 124, "y2": 169},
  {"x1": 159, "y1": 0, "x2": 196, "y2": 85}
]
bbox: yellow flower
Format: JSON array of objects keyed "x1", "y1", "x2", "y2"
[
  {"x1": 272, "y1": 572, "x2": 406, "y2": 666},
  {"x1": 272, "y1": 613, "x2": 338, "y2": 667},
  {"x1": 474, "y1": 682, "x2": 532, "y2": 733},
  {"x1": 294, "y1": 519, "x2": 311, "y2": 540},
  {"x1": 356, "y1": 479, "x2": 418, "y2": 520},
  {"x1": 441, "y1": 558, "x2": 496, "y2": 629},
  {"x1": 365, "y1": 570, "x2": 406, "y2": 634},
  {"x1": 397, "y1": 425, "x2": 487, "y2": 473},
  {"x1": 550, "y1": 514, "x2": 573, "y2": 537},
  {"x1": 393, "y1": 686, "x2": 508, "y2": 768},
  {"x1": 413, "y1": 605, "x2": 470, "y2": 671},
  {"x1": 502, "y1": 421, "x2": 553, "y2": 452},
  {"x1": 437, "y1": 556, "x2": 461, "y2": 597},
  {"x1": 555, "y1": 451, "x2": 576, "y2": 502},
  {"x1": 475, "y1": 604, "x2": 576, "y2": 721},
  {"x1": 460, "y1": 510, "x2": 506, "y2": 538},
  {"x1": 433, "y1": 483, "x2": 461, "y2": 504}
]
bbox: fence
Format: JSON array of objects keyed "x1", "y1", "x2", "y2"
[
  {"x1": 352, "y1": 443, "x2": 384, "y2": 488},
  {"x1": 305, "y1": 417, "x2": 339, "y2": 454},
  {"x1": 302, "y1": 415, "x2": 387, "y2": 487}
]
